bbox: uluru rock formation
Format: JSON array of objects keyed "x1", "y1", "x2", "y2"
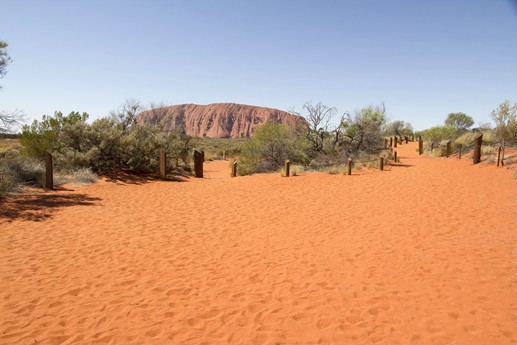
[{"x1": 135, "y1": 103, "x2": 306, "y2": 138}]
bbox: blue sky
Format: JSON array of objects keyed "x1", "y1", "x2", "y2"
[{"x1": 1, "y1": 0, "x2": 516, "y2": 131}]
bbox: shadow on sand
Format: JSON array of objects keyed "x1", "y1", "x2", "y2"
[
  {"x1": 0, "y1": 189, "x2": 101, "y2": 223},
  {"x1": 103, "y1": 171, "x2": 190, "y2": 185}
]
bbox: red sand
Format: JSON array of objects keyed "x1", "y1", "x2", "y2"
[{"x1": 1, "y1": 142, "x2": 516, "y2": 344}]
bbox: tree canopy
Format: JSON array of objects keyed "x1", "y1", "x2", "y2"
[{"x1": 444, "y1": 112, "x2": 474, "y2": 130}]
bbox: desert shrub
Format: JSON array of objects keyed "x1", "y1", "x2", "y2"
[
  {"x1": 197, "y1": 137, "x2": 247, "y2": 159},
  {"x1": 20, "y1": 111, "x2": 89, "y2": 160},
  {"x1": 294, "y1": 102, "x2": 387, "y2": 165},
  {"x1": 327, "y1": 165, "x2": 344, "y2": 175},
  {"x1": 454, "y1": 131, "x2": 478, "y2": 148},
  {"x1": 338, "y1": 104, "x2": 386, "y2": 155},
  {"x1": 509, "y1": 119, "x2": 517, "y2": 146},
  {"x1": 239, "y1": 122, "x2": 306, "y2": 175},
  {"x1": 52, "y1": 174, "x2": 69, "y2": 186},
  {"x1": 0, "y1": 169, "x2": 16, "y2": 194},
  {"x1": 71, "y1": 168, "x2": 98, "y2": 184},
  {"x1": 18, "y1": 101, "x2": 194, "y2": 176},
  {"x1": 0, "y1": 152, "x2": 45, "y2": 191},
  {"x1": 384, "y1": 120, "x2": 413, "y2": 137},
  {"x1": 491, "y1": 100, "x2": 517, "y2": 149},
  {"x1": 423, "y1": 125, "x2": 457, "y2": 148},
  {"x1": 120, "y1": 124, "x2": 164, "y2": 172},
  {"x1": 165, "y1": 129, "x2": 195, "y2": 169},
  {"x1": 353, "y1": 151, "x2": 382, "y2": 168},
  {"x1": 481, "y1": 146, "x2": 494, "y2": 155},
  {"x1": 481, "y1": 130, "x2": 494, "y2": 145}
]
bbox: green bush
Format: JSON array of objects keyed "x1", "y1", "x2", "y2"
[
  {"x1": 19, "y1": 102, "x2": 195, "y2": 176},
  {"x1": 238, "y1": 122, "x2": 307, "y2": 175},
  {"x1": 423, "y1": 126, "x2": 457, "y2": 148}
]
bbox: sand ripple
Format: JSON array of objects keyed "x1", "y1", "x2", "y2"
[{"x1": 1, "y1": 143, "x2": 516, "y2": 344}]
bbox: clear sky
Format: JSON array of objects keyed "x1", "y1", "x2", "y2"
[{"x1": 1, "y1": 0, "x2": 516, "y2": 131}]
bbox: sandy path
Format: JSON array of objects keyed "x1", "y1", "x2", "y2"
[{"x1": 1, "y1": 143, "x2": 516, "y2": 344}]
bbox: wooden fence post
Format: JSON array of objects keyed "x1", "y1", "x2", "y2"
[
  {"x1": 231, "y1": 161, "x2": 237, "y2": 177},
  {"x1": 431, "y1": 143, "x2": 434, "y2": 153},
  {"x1": 347, "y1": 158, "x2": 352, "y2": 175},
  {"x1": 194, "y1": 150, "x2": 203, "y2": 178},
  {"x1": 394, "y1": 137, "x2": 398, "y2": 148},
  {"x1": 159, "y1": 148, "x2": 167, "y2": 179},
  {"x1": 405, "y1": 136, "x2": 408, "y2": 144},
  {"x1": 285, "y1": 160, "x2": 290, "y2": 177},
  {"x1": 390, "y1": 137, "x2": 393, "y2": 148},
  {"x1": 45, "y1": 151, "x2": 53, "y2": 190},
  {"x1": 418, "y1": 136, "x2": 423, "y2": 155},
  {"x1": 497, "y1": 146, "x2": 502, "y2": 167},
  {"x1": 473, "y1": 134, "x2": 482, "y2": 164},
  {"x1": 380, "y1": 156, "x2": 384, "y2": 171},
  {"x1": 458, "y1": 144, "x2": 462, "y2": 159},
  {"x1": 202, "y1": 151, "x2": 205, "y2": 162},
  {"x1": 394, "y1": 151, "x2": 398, "y2": 163},
  {"x1": 222, "y1": 150, "x2": 226, "y2": 160},
  {"x1": 446, "y1": 141, "x2": 451, "y2": 158}
]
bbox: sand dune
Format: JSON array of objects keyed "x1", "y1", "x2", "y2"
[{"x1": 1, "y1": 142, "x2": 516, "y2": 344}]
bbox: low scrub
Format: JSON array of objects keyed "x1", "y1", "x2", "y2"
[
  {"x1": 19, "y1": 101, "x2": 195, "y2": 177},
  {"x1": 238, "y1": 122, "x2": 307, "y2": 175},
  {"x1": 0, "y1": 152, "x2": 45, "y2": 194}
]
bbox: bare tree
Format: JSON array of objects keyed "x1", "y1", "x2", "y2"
[
  {"x1": 110, "y1": 98, "x2": 143, "y2": 133},
  {"x1": 291, "y1": 102, "x2": 338, "y2": 153},
  {"x1": 0, "y1": 109, "x2": 25, "y2": 134},
  {"x1": 1, "y1": 41, "x2": 25, "y2": 133}
]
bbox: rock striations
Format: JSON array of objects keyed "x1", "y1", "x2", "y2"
[{"x1": 136, "y1": 103, "x2": 306, "y2": 138}]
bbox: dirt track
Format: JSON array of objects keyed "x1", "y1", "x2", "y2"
[{"x1": 1, "y1": 142, "x2": 516, "y2": 344}]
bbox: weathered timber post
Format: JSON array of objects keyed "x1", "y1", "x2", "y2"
[
  {"x1": 394, "y1": 137, "x2": 398, "y2": 148},
  {"x1": 458, "y1": 144, "x2": 462, "y2": 159},
  {"x1": 380, "y1": 156, "x2": 384, "y2": 171},
  {"x1": 473, "y1": 134, "x2": 482, "y2": 164},
  {"x1": 222, "y1": 150, "x2": 226, "y2": 160},
  {"x1": 159, "y1": 148, "x2": 167, "y2": 179},
  {"x1": 446, "y1": 141, "x2": 451, "y2": 158},
  {"x1": 231, "y1": 161, "x2": 237, "y2": 177},
  {"x1": 405, "y1": 136, "x2": 408, "y2": 144},
  {"x1": 418, "y1": 136, "x2": 423, "y2": 155},
  {"x1": 202, "y1": 150, "x2": 205, "y2": 162},
  {"x1": 497, "y1": 146, "x2": 502, "y2": 167},
  {"x1": 390, "y1": 137, "x2": 393, "y2": 147},
  {"x1": 45, "y1": 151, "x2": 53, "y2": 190},
  {"x1": 284, "y1": 160, "x2": 290, "y2": 177},
  {"x1": 347, "y1": 158, "x2": 352, "y2": 176},
  {"x1": 394, "y1": 151, "x2": 398, "y2": 163},
  {"x1": 194, "y1": 150, "x2": 203, "y2": 178}
]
